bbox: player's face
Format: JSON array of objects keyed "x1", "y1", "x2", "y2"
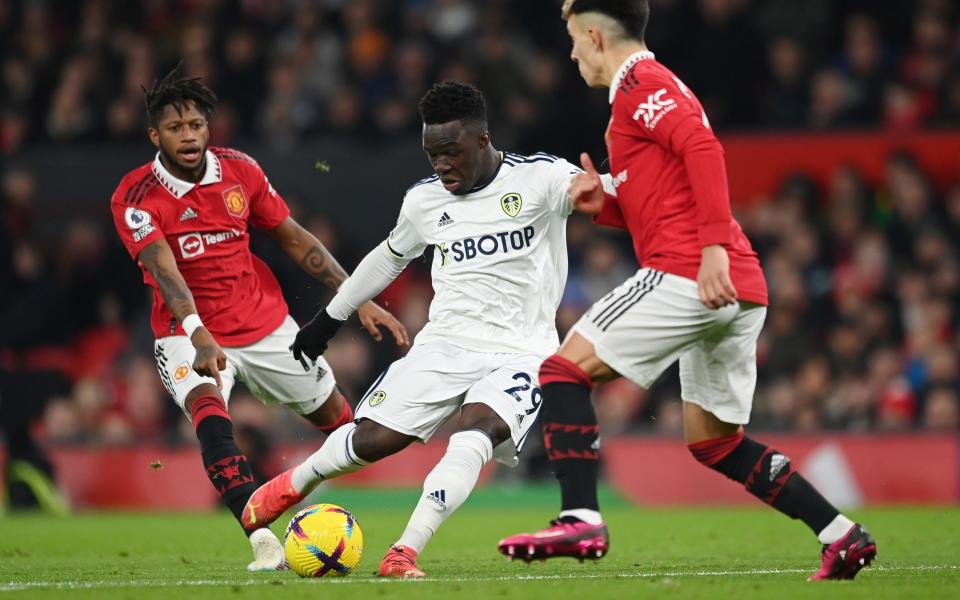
[
  {"x1": 567, "y1": 15, "x2": 606, "y2": 88},
  {"x1": 422, "y1": 121, "x2": 489, "y2": 196},
  {"x1": 149, "y1": 101, "x2": 210, "y2": 176}
]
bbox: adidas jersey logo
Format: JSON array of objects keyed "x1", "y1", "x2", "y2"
[
  {"x1": 437, "y1": 212, "x2": 454, "y2": 227},
  {"x1": 426, "y1": 489, "x2": 447, "y2": 509},
  {"x1": 180, "y1": 206, "x2": 198, "y2": 221}
]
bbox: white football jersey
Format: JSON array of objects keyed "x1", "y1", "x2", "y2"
[{"x1": 387, "y1": 151, "x2": 581, "y2": 356}]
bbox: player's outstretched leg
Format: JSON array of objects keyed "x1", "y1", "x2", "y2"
[
  {"x1": 185, "y1": 386, "x2": 284, "y2": 571},
  {"x1": 383, "y1": 429, "x2": 495, "y2": 578},
  {"x1": 498, "y1": 352, "x2": 610, "y2": 562},
  {"x1": 684, "y1": 404, "x2": 877, "y2": 581},
  {"x1": 242, "y1": 419, "x2": 414, "y2": 530}
]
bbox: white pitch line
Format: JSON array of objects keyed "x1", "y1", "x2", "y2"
[{"x1": 0, "y1": 564, "x2": 956, "y2": 591}]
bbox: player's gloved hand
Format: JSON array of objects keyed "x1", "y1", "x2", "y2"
[{"x1": 290, "y1": 307, "x2": 345, "y2": 364}]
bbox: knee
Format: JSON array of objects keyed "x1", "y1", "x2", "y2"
[
  {"x1": 539, "y1": 354, "x2": 595, "y2": 389},
  {"x1": 466, "y1": 420, "x2": 509, "y2": 449},
  {"x1": 458, "y1": 407, "x2": 511, "y2": 448},
  {"x1": 312, "y1": 396, "x2": 354, "y2": 434},
  {"x1": 351, "y1": 419, "x2": 414, "y2": 463}
]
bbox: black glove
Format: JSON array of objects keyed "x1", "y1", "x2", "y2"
[{"x1": 291, "y1": 307, "x2": 345, "y2": 364}]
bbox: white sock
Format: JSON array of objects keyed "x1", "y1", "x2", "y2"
[
  {"x1": 818, "y1": 513, "x2": 856, "y2": 544},
  {"x1": 291, "y1": 422, "x2": 368, "y2": 494},
  {"x1": 558, "y1": 508, "x2": 604, "y2": 525},
  {"x1": 395, "y1": 430, "x2": 493, "y2": 553}
]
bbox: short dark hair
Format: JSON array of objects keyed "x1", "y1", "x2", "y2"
[
  {"x1": 142, "y1": 63, "x2": 218, "y2": 127},
  {"x1": 563, "y1": 0, "x2": 650, "y2": 42},
  {"x1": 418, "y1": 81, "x2": 487, "y2": 127}
]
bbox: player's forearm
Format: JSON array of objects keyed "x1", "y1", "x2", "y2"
[
  {"x1": 153, "y1": 270, "x2": 199, "y2": 323},
  {"x1": 325, "y1": 241, "x2": 408, "y2": 320},
  {"x1": 139, "y1": 245, "x2": 199, "y2": 323},
  {"x1": 298, "y1": 242, "x2": 350, "y2": 290},
  {"x1": 278, "y1": 227, "x2": 349, "y2": 290}
]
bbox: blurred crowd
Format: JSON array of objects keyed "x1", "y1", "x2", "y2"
[
  {"x1": 3, "y1": 0, "x2": 960, "y2": 158},
  {"x1": 1, "y1": 0, "x2": 959, "y2": 448}
]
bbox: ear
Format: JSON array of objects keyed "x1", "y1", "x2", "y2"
[
  {"x1": 478, "y1": 131, "x2": 491, "y2": 148},
  {"x1": 148, "y1": 128, "x2": 160, "y2": 149},
  {"x1": 588, "y1": 26, "x2": 604, "y2": 52}
]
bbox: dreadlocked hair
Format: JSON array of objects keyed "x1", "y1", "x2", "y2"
[
  {"x1": 142, "y1": 63, "x2": 218, "y2": 127},
  {"x1": 418, "y1": 81, "x2": 487, "y2": 127}
]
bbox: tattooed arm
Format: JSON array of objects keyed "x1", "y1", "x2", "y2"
[
  {"x1": 139, "y1": 239, "x2": 227, "y2": 387},
  {"x1": 270, "y1": 217, "x2": 408, "y2": 345},
  {"x1": 270, "y1": 217, "x2": 349, "y2": 290}
]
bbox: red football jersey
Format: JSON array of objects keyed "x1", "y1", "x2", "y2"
[
  {"x1": 595, "y1": 52, "x2": 768, "y2": 305},
  {"x1": 110, "y1": 147, "x2": 291, "y2": 346}
]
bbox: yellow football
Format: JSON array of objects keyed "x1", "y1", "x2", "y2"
[{"x1": 283, "y1": 503, "x2": 364, "y2": 577}]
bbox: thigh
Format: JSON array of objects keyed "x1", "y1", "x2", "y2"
[
  {"x1": 680, "y1": 305, "x2": 766, "y2": 426},
  {"x1": 154, "y1": 336, "x2": 236, "y2": 417},
  {"x1": 231, "y1": 315, "x2": 337, "y2": 415},
  {"x1": 354, "y1": 342, "x2": 485, "y2": 442},
  {"x1": 462, "y1": 353, "x2": 545, "y2": 465},
  {"x1": 571, "y1": 268, "x2": 726, "y2": 388}
]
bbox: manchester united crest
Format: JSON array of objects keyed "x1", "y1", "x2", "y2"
[
  {"x1": 500, "y1": 192, "x2": 522, "y2": 218},
  {"x1": 173, "y1": 362, "x2": 191, "y2": 382},
  {"x1": 222, "y1": 185, "x2": 248, "y2": 217}
]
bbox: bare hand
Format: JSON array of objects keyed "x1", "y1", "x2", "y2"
[
  {"x1": 569, "y1": 152, "x2": 606, "y2": 215},
  {"x1": 358, "y1": 301, "x2": 410, "y2": 346},
  {"x1": 697, "y1": 245, "x2": 738, "y2": 309},
  {"x1": 191, "y1": 328, "x2": 227, "y2": 389}
]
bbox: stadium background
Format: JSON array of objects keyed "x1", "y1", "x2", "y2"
[{"x1": 1, "y1": 0, "x2": 958, "y2": 510}]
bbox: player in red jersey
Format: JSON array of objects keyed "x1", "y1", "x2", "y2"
[
  {"x1": 499, "y1": 1, "x2": 876, "y2": 581},
  {"x1": 110, "y1": 66, "x2": 408, "y2": 571}
]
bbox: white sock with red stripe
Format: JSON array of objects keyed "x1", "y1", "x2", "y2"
[
  {"x1": 395, "y1": 431, "x2": 493, "y2": 553},
  {"x1": 291, "y1": 422, "x2": 367, "y2": 494}
]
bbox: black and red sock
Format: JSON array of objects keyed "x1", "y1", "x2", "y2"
[
  {"x1": 689, "y1": 431, "x2": 839, "y2": 534},
  {"x1": 191, "y1": 395, "x2": 256, "y2": 532},
  {"x1": 539, "y1": 355, "x2": 600, "y2": 512}
]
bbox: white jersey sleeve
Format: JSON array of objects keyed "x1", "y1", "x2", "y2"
[
  {"x1": 325, "y1": 241, "x2": 410, "y2": 320},
  {"x1": 543, "y1": 157, "x2": 583, "y2": 217},
  {"x1": 386, "y1": 199, "x2": 428, "y2": 260}
]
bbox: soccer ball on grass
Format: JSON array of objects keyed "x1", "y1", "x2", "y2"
[{"x1": 283, "y1": 503, "x2": 364, "y2": 577}]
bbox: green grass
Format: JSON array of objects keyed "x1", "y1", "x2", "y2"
[{"x1": 1, "y1": 485, "x2": 957, "y2": 599}]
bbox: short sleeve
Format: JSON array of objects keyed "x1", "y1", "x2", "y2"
[
  {"x1": 247, "y1": 163, "x2": 291, "y2": 230},
  {"x1": 386, "y1": 200, "x2": 428, "y2": 260},
  {"x1": 111, "y1": 198, "x2": 164, "y2": 259},
  {"x1": 543, "y1": 158, "x2": 583, "y2": 217}
]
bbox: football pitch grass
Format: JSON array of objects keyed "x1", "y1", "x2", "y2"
[{"x1": 1, "y1": 485, "x2": 957, "y2": 599}]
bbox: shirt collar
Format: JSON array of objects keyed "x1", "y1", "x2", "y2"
[
  {"x1": 151, "y1": 150, "x2": 222, "y2": 198},
  {"x1": 608, "y1": 49, "x2": 656, "y2": 104}
]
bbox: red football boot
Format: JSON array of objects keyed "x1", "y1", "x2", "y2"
[
  {"x1": 498, "y1": 519, "x2": 609, "y2": 562},
  {"x1": 240, "y1": 468, "x2": 306, "y2": 530},
  {"x1": 378, "y1": 545, "x2": 426, "y2": 578}
]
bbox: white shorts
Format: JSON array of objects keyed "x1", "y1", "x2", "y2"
[
  {"x1": 154, "y1": 315, "x2": 337, "y2": 417},
  {"x1": 354, "y1": 341, "x2": 546, "y2": 465},
  {"x1": 571, "y1": 268, "x2": 766, "y2": 425}
]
